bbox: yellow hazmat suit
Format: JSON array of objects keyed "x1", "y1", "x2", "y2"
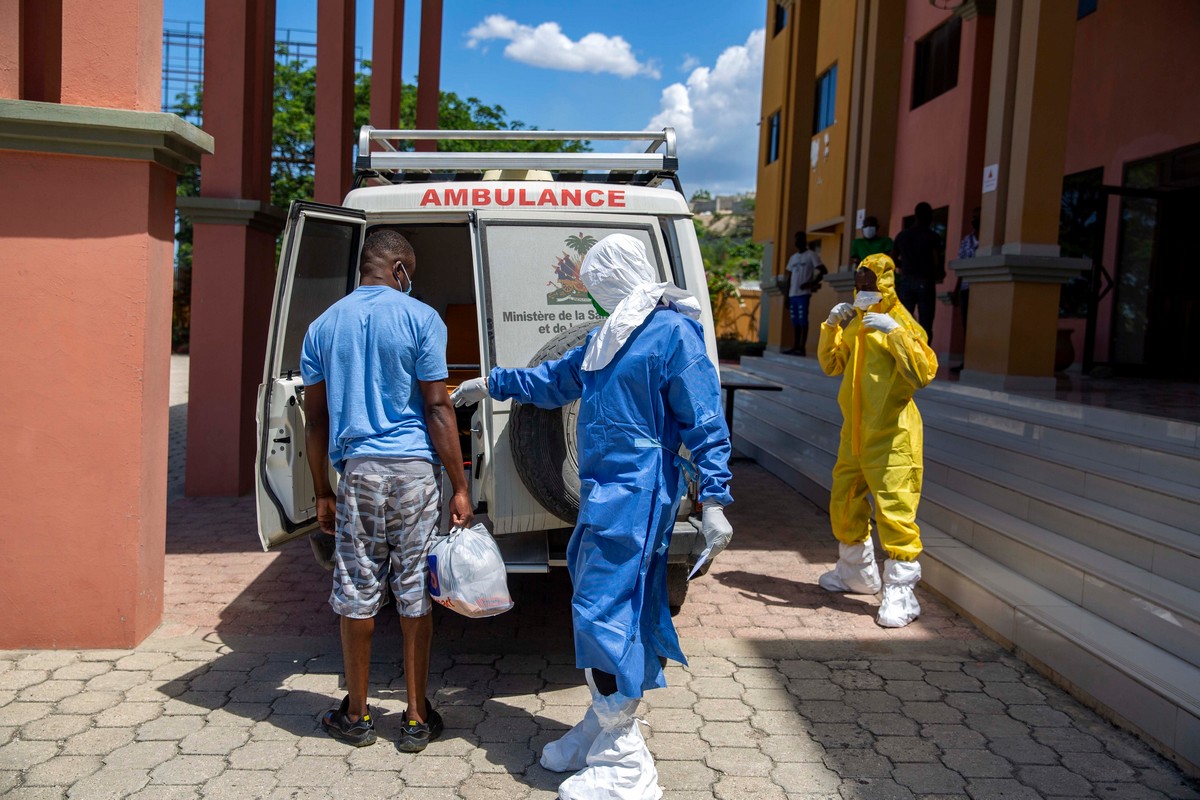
[{"x1": 818, "y1": 254, "x2": 937, "y2": 563}]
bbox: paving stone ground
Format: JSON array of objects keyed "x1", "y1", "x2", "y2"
[{"x1": 1, "y1": 357, "x2": 1196, "y2": 799}]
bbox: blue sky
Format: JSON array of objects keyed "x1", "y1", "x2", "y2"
[{"x1": 163, "y1": 1, "x2": 766, "y2": 195}]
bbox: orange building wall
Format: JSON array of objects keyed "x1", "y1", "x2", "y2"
[
  {"x1": 0, "y1": 151, "x2": 176, "y2": 647},
  {"x1": 753, "y1": 4, "x2": 792, "y2": 250},
  {"x1": 888, "y1": 4, "x2": 991, "y2": 354},
  {"x1": 1064, "y1": 0, "x2": 1200, "y2": 364},
  {"x1": 806, "y1": 0, "x2": 856, "y2": 243}
]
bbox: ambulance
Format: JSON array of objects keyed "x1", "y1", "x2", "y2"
[{"x1": 255, "y1": 127, "x2": 720, "y2": 609}]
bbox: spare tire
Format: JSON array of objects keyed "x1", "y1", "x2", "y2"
[{"x1": 508, "y1": 324, "x2": 595, "y2": 524}]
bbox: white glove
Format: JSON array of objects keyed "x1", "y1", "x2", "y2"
[
  {"x1": 689, "y1": 505, "x2": 733, "y2": 579},
  {"x1": 863, "y1": 312, "x2": 900, "y2": 334},
  {"x1": 827, "y1": 303, "x2": 855, "y2": 326},
  {"x1": 450, "y1": 377, "x2": 490, "y2": 407}
]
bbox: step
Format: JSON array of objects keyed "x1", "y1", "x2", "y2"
[
  {"x1": 735, "y1": 358, "x2": 1200, "y2": 526},
  {"x1": 921, "y1": 484, "x2": 1200, "y2": 669},
  {"x1": 733, "y1": 375, "x2": 1200, "y2": 586},
  {"x1": 920, "y1": 531, "x2": 1200, "y2": 771},
  {"x1": 733, "y1": 391, "x2": 1200, "y2": 668},
  {"x1": 925, "y1": 438, "x2": 1200, "y2": 593},
  {"x1": 748, "y1": 353, "x2": 1200, "y2": 486}
]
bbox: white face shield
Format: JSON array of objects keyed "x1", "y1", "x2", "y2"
[{"x1": 577, "y1": 234, "x2": 701, "y2": 372}]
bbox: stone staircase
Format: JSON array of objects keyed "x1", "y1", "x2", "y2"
[{"x1": 727, "y1": 352, "x2": 1200, "y2": 771}]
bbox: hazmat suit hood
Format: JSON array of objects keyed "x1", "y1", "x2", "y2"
[
  {"x1": 579, "y1": 234, "x2": 701, "y2": 371},
  {"x1": 857, "y1": 253, "x2": 927, "y2": 344}
]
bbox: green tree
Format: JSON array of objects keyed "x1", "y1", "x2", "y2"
[{"x1": 171, "y1": 51, "x2": 591, "y2": 351}]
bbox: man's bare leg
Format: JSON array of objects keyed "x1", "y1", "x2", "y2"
[
  {"x1": 400, "y1": 613, "x2": 433, "y2": 721},
  {"x1": 340, "y1": 616, "x2": 375, "y2": 720}
]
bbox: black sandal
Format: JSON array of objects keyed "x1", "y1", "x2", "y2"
[{"x1": 321, "y1": 695, "x2": 377, "y2": 747}]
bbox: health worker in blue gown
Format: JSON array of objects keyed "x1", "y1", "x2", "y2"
[{"x1": 451, "y1": 233, "x2": 733, "y2": 800}]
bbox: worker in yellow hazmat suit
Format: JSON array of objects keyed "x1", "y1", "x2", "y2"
[{"x1": 817, "y1": 253, "x2": 938, "y2": 627}]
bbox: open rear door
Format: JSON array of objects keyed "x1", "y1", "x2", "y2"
[
  {"x1": 255, "y1": 203, "x2": 366, "y2": 550},
  {"x1": 469, "y1": 212, "x2": 671, "y2": 536}
]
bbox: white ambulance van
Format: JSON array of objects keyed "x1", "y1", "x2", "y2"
[{"x1": 255, "y1": 128, "x2": 719, "y2": 609}]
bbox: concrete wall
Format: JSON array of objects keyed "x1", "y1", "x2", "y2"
[
  {"x1": 1064, "y1": 0, "x2": 1200, "y2": 364},
  {"x1": 888, "y1": 4, "x2": 992, "y2": 356},
  {"x1": 0, "y1": 151, "x2": 177, "y2": 647}
]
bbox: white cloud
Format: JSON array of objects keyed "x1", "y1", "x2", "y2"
[
  {"x1": 680, "y1": 55, "x2": 700, "y2": 73},
  {"x1": 466, "y1": 15, "x2": 660, "y2": 79},
  {"x1": 645, "y1": 29, "x2": 765, "y2": 195}
]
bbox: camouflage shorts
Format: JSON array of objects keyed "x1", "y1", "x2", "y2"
[{"x1": 329, "y1": 458, "x2": 442, "y2": 619}]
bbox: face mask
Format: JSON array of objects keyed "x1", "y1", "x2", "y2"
[
  {"x1": 393, "y1": 263, "x2": 413, "y2": 295},
  {"x1": 862, "y1": 226, "x2": 877, "y2": 238},
  {"x1": 588, "y1": 292, "x2": 610, "y2": 318},
  {"x1": 854, "y1": 291, "x2": 882, "y2": 310}
]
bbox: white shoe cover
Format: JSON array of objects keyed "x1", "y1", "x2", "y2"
[
  {"x1": 818, "y1": 538, "x2": 882, "y2": 594},
  {"x1": 877, "y1": 559, "x2": 922, "y2": 628},
  {"x1": 541, "y1": 703, "x2": 601, "y2": 773},
  {"x1": 557, "y1": 684, "x2": 661, "y2": 800}
]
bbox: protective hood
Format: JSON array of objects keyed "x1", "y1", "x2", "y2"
[
  {"x1": 579, "y1": 234, "x2": 701, "y2": 371},
  {"x1": 856, "y1": 253, "x2": 926, "y2": 344}
]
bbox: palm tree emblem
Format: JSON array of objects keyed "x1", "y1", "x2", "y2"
[{"x1": 565, "y1": 233, "x2": 598, "y2": 257}]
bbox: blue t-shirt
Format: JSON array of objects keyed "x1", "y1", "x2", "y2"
[{"x1": 300, "y1": 285, "x2": 449, "y2": 471}]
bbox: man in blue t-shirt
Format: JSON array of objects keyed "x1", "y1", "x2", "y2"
[{"x1": 300, "y1": 229, "x2": 471, "y2": 752}]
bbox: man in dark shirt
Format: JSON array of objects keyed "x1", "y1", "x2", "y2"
[{"x1": 891, "y1": 202, "x2": 944, "y2": 344}]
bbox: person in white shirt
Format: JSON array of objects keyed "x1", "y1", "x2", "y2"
[{"x1": 784, "y1": 233, "x2": 826, "y2": 356}]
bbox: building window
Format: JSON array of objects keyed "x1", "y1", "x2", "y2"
[
  {"x1": 813, "y1": 64, "x2": 837, "y2": 134},
  {"x1": 912, "y1": 17, "x2": 961, "y2": 109},
  {"x1": 765, "y1": 112, "x2": 781, "y2": 165},
  {"x1": 773, "y1": 3, "x2": 788, "y2": 35},
  {"x1": 1078, "y1": 0, "x2": 1098, "y2": 19}
]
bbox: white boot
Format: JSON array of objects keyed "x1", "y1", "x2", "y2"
[
  {"x1": 557, "y1": 681, "x2": 661, "y2": 800},
  {"x1": 541, "y1": 691, "x2": 601, "y2": 772},
  {"x1": 877, "y1": 559, "x2": 921, "y2": 628},
  {"x1": 818, "y1": 537, "x2": 882, "y2": 594}
]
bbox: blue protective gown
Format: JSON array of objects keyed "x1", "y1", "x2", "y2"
[{"x1": 489, "y1": 306, "x2": 732, "y2": 698}]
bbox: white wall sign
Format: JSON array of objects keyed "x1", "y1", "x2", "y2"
[
  {"x1": 856, "y1": 208, "x2": 865, "y2": 230},
  {"x1": 982, "y1": 163, "x2": 999, "y2": 194}
]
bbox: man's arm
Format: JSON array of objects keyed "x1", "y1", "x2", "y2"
[
  {"x1": 420, "y1": 380, "x2": 473, "y2": 528},
  {"x1": 303, "y1": 381, "x2": 337, "y2": 535}
]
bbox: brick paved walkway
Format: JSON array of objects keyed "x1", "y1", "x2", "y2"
[{"x1": 1, "y1": 359, "x2": 1197, "y2": 798}]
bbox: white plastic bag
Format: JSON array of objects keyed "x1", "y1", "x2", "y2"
[{"x1": 427, "y1": 523, "x2": 514, "y2": 618}]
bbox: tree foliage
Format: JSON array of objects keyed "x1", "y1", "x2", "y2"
[
  {"x1": 695, "y1": 215, "x2": 763, "y2": 343},
  {"x1": 171, "y1": 52, "x2": 591, "y2": 351}
]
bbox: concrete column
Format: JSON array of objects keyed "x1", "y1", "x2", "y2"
[
  {"x1": 315, "y1": 0, "x2": 356, "y2": 204},
  {"x1": 370, "y1": 0, "x2": 405, "y2": 129},
  {"x1": 59, "y1": 0, "x2": 160, "y2": 111},
  {"x1": 414, "y1": 0, "x2": 442, "y2": 152},
  {"x1": 765, "y1": 0, "x2": 820, "y2": 353},
  {"x1": 1, "y1": 0, "x2": 21, "y2": 99},
  {"x1": 184, "y1": 0, "x2": 282, "y2": 496},
  {"x1": 0, "y1": 106, "x2": 211, "y2": 648},
  {"x1": 956, "y1": 0, "x2": 1089, "y2": 387},
  {"x1": 840, "y1": 0, "x2": 905, "y2": 268}
]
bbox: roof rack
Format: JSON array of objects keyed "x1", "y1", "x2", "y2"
[{"x1": 353, "y1": 127, "x2": 679, "y2": 188}]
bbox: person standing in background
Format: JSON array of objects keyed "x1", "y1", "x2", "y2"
[
  {"x1": 784, "y1": 233, "x2": 827, "y2": 357},
  {"x1": 892, "y1": 202, "x2": 944, "y2": 345},
  {"x1": 850, "y1": 215, "x2": 893, "y2": 269}
]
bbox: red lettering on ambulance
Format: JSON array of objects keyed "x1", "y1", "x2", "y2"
[
  {"x1": 585, "y1": 189, "x2": 604, "y2": 206},
  {"x1": 420, "y1": 189, "x2": 441, "y2": 206},
  {"x1": 561, "y1": 189, "x2": 582, "y2": 206},
  {"x1": 472, "y1": 188, "x2": 490, "y2": 206},
  {"x1": 539, "y1": 189, "x2": 559, "y2": 206},
  {"x1": 608, "y1": 190, "x2": 626, "y2": 208},
  {"x1": 444, "y1": 188, "x2": 467, "y2": 205},
  {"x1": 518, "y1": 188, "x2": 536, "y2": 206},
  {"x1": 496, "y1": 188, "x2": 515, "y2": 206}
]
